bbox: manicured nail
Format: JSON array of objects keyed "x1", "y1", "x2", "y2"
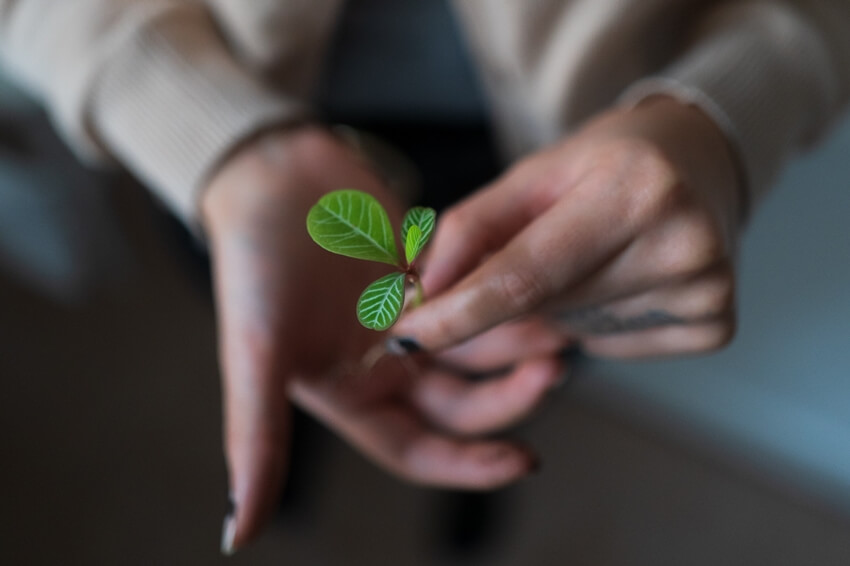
[
  {"x1": 550, "y1": 345, "x2": 582, "y2": 390},
  {"x1": 550, "y1": 365, "x2": 573, "y2": 391},
  {"x1": 386, "y1": 337, "x2": 423, "y2": 355},
  {"x1": 558, "y1": 344, "x2": 583, "y2": 360},
  {"x1": 526, "y1": 454, "x2": 542, "y2": 475},
  {"x1": 221, "y1": 499, "x2": 237, "y2": 556}
]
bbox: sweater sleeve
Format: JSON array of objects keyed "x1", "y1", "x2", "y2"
[
  {"x1": 0, "y1": 0, "x2": 308, "y2": 224},
  {"x1": 621, "y1": 0, "x2": 850, "y2": 214}
]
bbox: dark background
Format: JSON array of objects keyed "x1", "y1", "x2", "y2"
[{"x1": 2, "y1": 77, "x2": 850, "y2": 564}]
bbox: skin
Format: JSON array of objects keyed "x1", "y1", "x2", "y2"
[
  {"x1": 201, "y1": 127, "x2": 565, "y2": 552},
  {"x1": 201, "y1": 95, "x2": 741, "y2": 552},
  {"x1": 395, "y1": 96, "x2": 742, "y2": 359}
]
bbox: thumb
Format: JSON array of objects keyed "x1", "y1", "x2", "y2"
[
  {"x1": 219, "y1": 335, "x2": 292, "y2": 555},
  {"x1": 397, "y1": 187, "x2": 628, "y2": 350},
  {"x1": 419, "y1": 168, "x2": 546, "y2": 296},
  {"x1": 210, "y1": 241, "x2": 293, "y2": 555}
]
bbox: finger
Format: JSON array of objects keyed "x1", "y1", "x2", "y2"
[
  {"x1": 550, "y1": 262, "x2": 735, "y2": 336},
  {"x1": 420, "y1": 167, "x2": 553, "y2": 297},
  {"x1": 397, "y1": 182, "x2": 633, "y2": 350},
  {"x1": 220, "y1": 337, "x2": 291, "y2": 553},
  {"x1": 210, "y1": 240, "x2": 293, "y2": 554},
  {"x1": 554, "y1": 206, "x2": 730, "y2": 309},
  {"x1": 289, "y1": 376, "x2": 539, "y2": 490},
  {"x1": 409, "y1": 357, "x2": 565, "y2": 436},
  {"x1": 436, "y1": 318, "x2": 567, "y2": 372},
  {"x1": 580, "y1": 314, "x2": 737, "y2": 359}
]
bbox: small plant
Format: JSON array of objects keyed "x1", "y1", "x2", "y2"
[{"x1": 307, "y1": 189, "x2": 436, "y2": 331}]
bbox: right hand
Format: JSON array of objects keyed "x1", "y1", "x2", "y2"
[
  {"x1": 201, "y1": 127, "x2": 565, "y2": 553},
  {"x1": 395, "y1": 98, "x2": 741, "y2": 359}
]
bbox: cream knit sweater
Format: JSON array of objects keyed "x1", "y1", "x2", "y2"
[{"x1": 0, "y1": 1, "x2": 848, "y2": 224}]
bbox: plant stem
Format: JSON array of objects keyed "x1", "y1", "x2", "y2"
[{"x1": 412, "y1": 276, "x2": 425, "y2": 308}]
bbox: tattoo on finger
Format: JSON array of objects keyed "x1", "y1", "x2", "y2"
[{"x1": 555, "y1": 306, "x2": 686, "y2": 335}]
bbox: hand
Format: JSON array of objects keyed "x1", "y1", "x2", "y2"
[
  {"x1": 395, "y1": 97, "x2": 743, "y2": 359},
  {"x1": 201, "y1": 127, "x2": 563, "y2": 553}
]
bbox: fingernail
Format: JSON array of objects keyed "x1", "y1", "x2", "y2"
[
  {"x1": 221, "y1": 499, "x2": 237, "y2": 556},
  {"x1": 558, "y1": 344, "x2": 583, "y2": 361},
  {"x1": 386, "y1": 337, "x2": 423, "y2": 355},
  {"x1": 526, "y1": 454, "x2": 542, "y2": 475},
  {"x1": 550, "y1": 365, "x2": 573, "y2": 391},
  {"x1": 550, "y1": 345, "x2": 581, "y2": 390}
]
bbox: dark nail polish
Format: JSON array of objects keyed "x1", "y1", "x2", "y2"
[
  {"x1": 221, "y1": 497, "x2": 237, "y2": 556},
  {"x1": 386, "y1": 337, "x2": 423, "y2": 355},
  {"x1": 526, "y1": 454, "x2": 542, "y2": 475},
  {"x1": 558, "y1": 344, "x2": 583, "y2": 361},
  {"x1": 550, "y1": 366, "x2": 573, "y2": 391}
]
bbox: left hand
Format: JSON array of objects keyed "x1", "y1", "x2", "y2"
[
  {"x1": 396, "y1": 97, "x2": 743, "y2": 359},
  {"x1": 201, "y1": 127, "x2": 564, "y2": 553}
]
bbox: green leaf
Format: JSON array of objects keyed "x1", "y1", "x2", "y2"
[
  {"x1": 357, "y1": 273, "x2": 406, "y2": 331},
  {"x1": 307, "y1": 190, "x2": 400, "y2": 266},
  {"x1": 400, "y1": 207, "x2": 436, "y2": 265},
  {"x1": 405, "y1": 225, "x2": 422, "y2": 265}
]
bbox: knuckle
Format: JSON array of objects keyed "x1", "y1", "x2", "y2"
[
  {"x1": 663, "y1": 211, "x2": 726, "y2": 278},
  {"x1": 692, "y1": 317, "x2": 737, "y2": 352},
  {"x1": 603, "y1": 136, "x2": 672, "y2": 176},
  {"x1": 438, "y1": 207, "x2": 481, "y2": 245},
  {"x1": 430, "y1": 315, "x2": 463, "y2": 347},
  {"x1": 634, "y1": 143, "x2": 679, "y2": 192},
  {"x1": 696, "y1": 267, "x2": 736, "y2": 315},
  {"x1": 289, "y1": 127, "x2": 345, "y2": 163},
  {"x1": 437, "y1": 209, "x2": 465, "y2": 238},
  {"x1": 495, "y1": 269, "x2": 550, "y2": 314},
  {"x1": 616, "y1": 140, "x2": 682, "y2": 224}
]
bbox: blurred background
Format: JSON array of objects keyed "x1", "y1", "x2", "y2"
[{"x1": 2, "y1": 66, "x2": 850, "y2": 565}]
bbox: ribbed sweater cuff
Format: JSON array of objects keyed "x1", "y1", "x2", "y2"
[
  {"x1": 621, "y1": 2, "x2": 838, "y2": 215},
  {"x1": 90, "y1": 6, "x2": 308, "y2": 226}
]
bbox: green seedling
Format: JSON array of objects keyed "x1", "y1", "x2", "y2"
[{"x1": 307, "y1": 189, "x2": 436, "y2": 331}]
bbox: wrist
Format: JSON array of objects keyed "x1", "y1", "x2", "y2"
[
  {"x1": 627, "y1": 96, "x2": 746, "y2": 228},
  {"x1": 200, "y1": 125, "x2": 335, "y2": 234}
]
